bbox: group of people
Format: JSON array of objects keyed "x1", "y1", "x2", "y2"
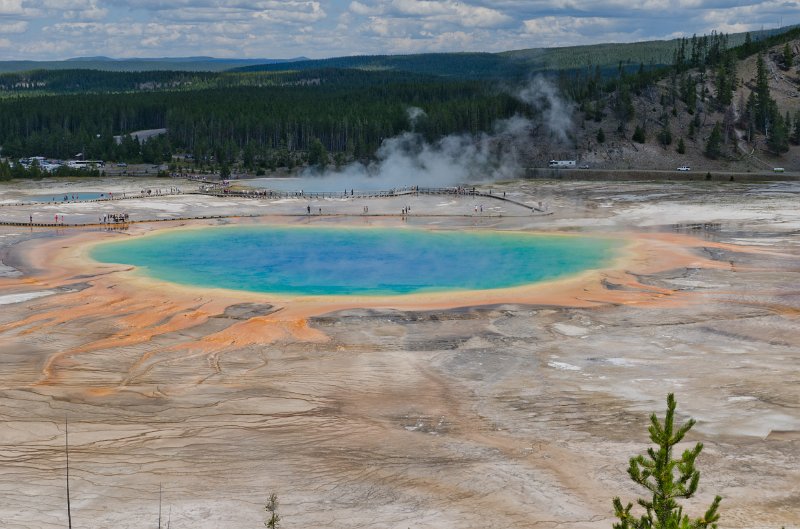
[
  {"x1": 100, "y1": 213, "x2": 130, "y2": 224},
  {"x1": 142, "y1": 187, "x2": 180, "y2": 196}
]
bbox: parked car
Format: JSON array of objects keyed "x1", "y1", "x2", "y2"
[
  {"x1": 579, "y1": 164, "x2": 590, "y2": 169},
  {"x1": 677, "y1": 166, "x2": 691, "y2": 171}
]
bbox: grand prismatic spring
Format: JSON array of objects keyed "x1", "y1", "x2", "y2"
[
  {"x1": 0, "y1": 178, "x2": 797, "y2": 529},
  {"x1": 90, "y1": 226, "x2": 620, "y2": 296}
]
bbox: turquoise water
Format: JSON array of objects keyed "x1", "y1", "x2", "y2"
[
  {"x1": 90, "y1": 226, "x2": 620, "y2": 296},
  {"x1": 29, "y1": 191, "x2": 111, "y2": 202}
]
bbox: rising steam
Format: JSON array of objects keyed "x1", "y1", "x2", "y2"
[
  {"x1": 301, "y1": 76, "x2": 574, "y2": 189},
  {"x1": 516, "y1": 76, "x2": 575, "y2": 143}
]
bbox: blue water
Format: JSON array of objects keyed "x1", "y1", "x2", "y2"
[
  {"x1": 90, "y1": 226, "x2": 620, "y2": 296},
  {"x1": 28, "y1": 191, "x2": 111, "y2": 203}
]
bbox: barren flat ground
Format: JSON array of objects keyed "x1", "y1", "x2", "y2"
[{"x1": 0, "y1": 177, "x2": 798, "y2": 529}]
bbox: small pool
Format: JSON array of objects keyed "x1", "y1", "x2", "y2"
[
  {"x1": 26, "y1": 191, "x2": 113, "y2": 203},
  {"x1": 91, "y1": 226, "x2": 620, "y2": 296}
]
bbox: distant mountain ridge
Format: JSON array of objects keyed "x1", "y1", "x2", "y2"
[
  {"x1": 232, "y1": 26, "x2": 798, "y2": 79},
  {"x1": 0, "y1": 25, "x2": 794, "y2": 76},
  {"x1": 0, "y1": 56, "x2": 309, "y2": 73},
  {"x1": 65, "y1": 56, "x2": 309, "y2": 63}
]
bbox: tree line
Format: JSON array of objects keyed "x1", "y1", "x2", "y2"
[{"x1": 0, "y1": 74, "x2": 528, "y2": 168}]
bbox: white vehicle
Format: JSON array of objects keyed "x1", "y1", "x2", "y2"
[
  {"x1": 548, "y1": 160, "x2": 576, "y2": 168},
  {"x1": 66, "y1": 160, "x2": 105, "y2": 169},
  {"x1": 677, "y1": 166, "x2": 691, "y2": 171}
]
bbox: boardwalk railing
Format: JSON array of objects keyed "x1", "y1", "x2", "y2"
[
  {"x1": 202, "y1": 186, "x2": 544, "y2": 212},
  {"x1": 0, "y1": 185, "x2": 547, "y2": 227},
  {"x1": 0, "y1": 189, "x2": 183, "y2": 208}
]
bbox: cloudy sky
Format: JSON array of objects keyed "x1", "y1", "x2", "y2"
[{"x1": 0, "y1": 0, "x2": 797, "y2": 60}]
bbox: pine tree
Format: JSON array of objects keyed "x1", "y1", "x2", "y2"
[
  {"x1": 611, "y1": 394, "x2": 722, "y2": 529},
  {"x1": 782, "y1": 43, "x2": 793, "y2": 71},
  {"x1": 767, "y1": 109, "x2": 789, "y2": 155},
  {"x1": 740, "y1": 32, "x2": 753, "y2": 59},
  {"x1": 614, "y1": 85, "x2": 635, "y2": 122},
  {"x1": 680, "y1": 75, "x2": 697, "y2": 114},
  {"x1": 633, "y1": 125, "x2": 646, "y2": 143},
  {"x1": 754, "y1": 54, "x2": 772, "y2": 133},
  {"x1": 597, "y1": 128, "x2": 606, "y2": 144},
  {"x1": 705, "y1": 122, "x2": 723, "y2": 159},
  {"x1": 659, "y1": 119, "x2": 672, "y2": 147},
  {"x1": 676, "y1": 137, "x2": 686, "y2": 154},
  {"x1": 307, "y1": 138, "x2": 329, "y2": 170},
  {"x1": 264, "y1": 493, "x2": 280, "y2": 529},
  {"x1": 792, "y1": 111, "x2": 800, "y2": 145}
]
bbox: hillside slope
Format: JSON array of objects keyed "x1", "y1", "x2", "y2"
[{"x1": 525, "y1": 37, "x2": 800, "y2": 173}]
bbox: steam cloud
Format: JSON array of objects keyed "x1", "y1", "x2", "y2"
[
  {"x1": 516, "y1": 76, "x2": 575, "y2": 144},
  {"x1": 300, "y1": 76, "x2": 574, "y2": 189},
  {"x1": 406, "y1": 106, "x2": 427, "y2": 129}
]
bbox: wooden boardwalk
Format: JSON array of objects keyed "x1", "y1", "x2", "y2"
[{"x1": 0, "y1": 186, "x2": 547, "y2": 227}]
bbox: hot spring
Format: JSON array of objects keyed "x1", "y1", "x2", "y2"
[
  {"x1": 27, "y1": 191, "x2": 112, "y2": 203},
  {"x1": 90, "y1": 226, "x2": 620, "y2": 296}
]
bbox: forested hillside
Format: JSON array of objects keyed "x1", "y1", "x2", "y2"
[
  {"x1": 0, "y1": 73, "x2": 526, "y2": 167},
  {"x1": 554, "y1": 26, "x2": 800, "y2": 170},
  {"x1": 0, "y1": 67, "x2": 434, "y2": 96},
  {"x1": 0, "y1": 25, "x2": 798, "y2": 177}
]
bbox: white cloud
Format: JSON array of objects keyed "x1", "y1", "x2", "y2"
[
  {"x1": 0, "y1": 20, "x2": 27, "y2": 32},
  {"x1": 18, "y1": 39, "x2": 70, "y2": 55},
  {"x1": 365, "y1": 16, "x2": 392, "y2": 37},
  {"x1": 522, "y1": 16, "x2": 622, "y2": 46},
  {"x1": 349, "y1": 0, "x2": 512, "y2": 29},
  {"x1": 702, "y1": 1, "x2": 800, "y2": 22},
  {"x1": 21, "y1": 0, "x2": 107, "y2": 21},
  {"x1": 349, "y1": 0, "x2": 383, "y2": 15},
  {"x1": 0, "y1": 0, "x2": 23, "y2": 15},
  {"x1": 253, "y1": 2, "x2": 326, "y2": 23},
  {"x1": 64, "y1": 5, "x2": 108, "y2": 20},
  {"x1": 1, "y1": 0, "x2": 797, "y2": 61}
]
